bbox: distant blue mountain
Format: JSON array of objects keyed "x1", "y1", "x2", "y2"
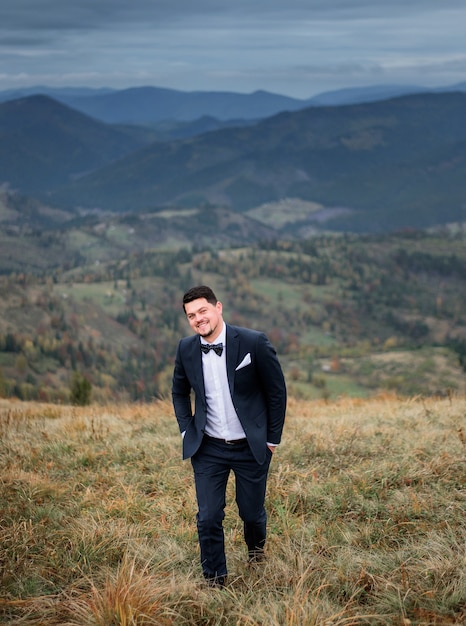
[
  {"x1": 0, "y1": 85, "x2": 306, "y2": 124},
  {"x1": 308, "y1": 84, "x2": 429, "y2": 106},
  {"x1": 1, "y1": 82, "x2": 465, "y2": 126},
  {"x1": 309, "y1": 82, "x2": 466, "y2": 106},
  {"x1": 63, "y1": 86, "x2": 307, "y2": 124},
  {"x1": 0, "y1": 86, "x2": 115, "y2": 103}
]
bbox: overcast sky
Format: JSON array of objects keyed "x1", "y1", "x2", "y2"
[{"x1": 1, "y1": 0, "x2": 465, "y2": 98}]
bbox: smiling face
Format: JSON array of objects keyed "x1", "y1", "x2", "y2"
[{"x1": 184, "y1": 297, "x2": 223, "y2": 342}]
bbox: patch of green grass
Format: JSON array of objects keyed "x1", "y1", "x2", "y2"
[
  {"x1": 67, "y1": 230, "x2": 101, "y2": 251},
  {"x1": 251, "y1": 278, "x2": 340, "y2": 311},
  {"x1": 29, "y1": 356, "x2": 59, "y2": 375},
  {"x1": 0, "y1": 353, "x2": 16, "y2": 367},
  {"x1": 246, "y1": 199, "x2": 323, "y2": 228},
  {"x1": 64, "y1": 280, "x2": 124, "y2": 309},
  {"x1": 105, "y1": 224, "x2": 136, "y2": 245},
  {"x1": 300, "y1": 325, "x2": 337, "y2": 347},
  {"x1": 323, "y1": 374, "x2": 370, "y2": 397}
]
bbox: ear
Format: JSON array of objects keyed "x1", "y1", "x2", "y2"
[{"x1": 216, "y1": 301, "x2": 223, "y2": 315}]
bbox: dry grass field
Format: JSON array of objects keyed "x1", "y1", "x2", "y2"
[{"x1": 0, "y1": 394, "x2": 465, "y2": 625}]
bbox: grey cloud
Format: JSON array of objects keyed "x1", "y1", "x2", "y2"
[
  {"x1": 1, "y1": 0, "x2": 466, "y2": 97},
  {"x1": 2, "y1": 0, "x2": 465, "y2": 31}
]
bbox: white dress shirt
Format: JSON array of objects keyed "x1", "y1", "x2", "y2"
[{"x1": 201, "y1": 323, "x2": 246, "y2": 441}]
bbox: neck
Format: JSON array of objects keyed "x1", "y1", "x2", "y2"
[{"x1": 203, "y1": 320, "x2": 224, "y2": 343}]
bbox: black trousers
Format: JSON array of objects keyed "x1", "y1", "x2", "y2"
[{"x1": 190, "y1": 436, "x2": 272, "y2": 579}]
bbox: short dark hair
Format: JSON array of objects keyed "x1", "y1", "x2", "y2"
[{"x1": 182, "y1": 285, "x2": 218, "y2": 311}]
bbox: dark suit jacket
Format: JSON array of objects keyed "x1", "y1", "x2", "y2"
[{"x1": 172, "y1": 324, "x2": 287, "y2": 465}]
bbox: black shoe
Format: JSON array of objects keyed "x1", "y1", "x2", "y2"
[
  {"x1": 248, "y1": 549, "x2": 266, "y2": 563},
  {"x1": 206, "y1": 575, "x2": 227, "y2": 588}
]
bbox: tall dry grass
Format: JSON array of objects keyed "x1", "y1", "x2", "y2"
[{"x1": 0, "y1": 395, "x2": 465, "y2": 625}]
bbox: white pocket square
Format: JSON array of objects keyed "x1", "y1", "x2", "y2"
[{"x1": 235, "y1": 353, "x2": 251, "y2": 371}]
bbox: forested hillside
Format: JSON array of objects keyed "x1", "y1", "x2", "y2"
[
  {"x1": 0, "y1": 95, "x2": 147, "y2": 192},
  {"x1": 48, "y1": 92, "x2": 466, "y2": 233},
  {"x1": 1, "y1": 92, "x2": 466, "y2": 233},
  {"x1": 1, "y1": 229, "x2": 465, "y2": 403}
]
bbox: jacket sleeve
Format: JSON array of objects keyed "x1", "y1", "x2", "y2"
[
  {"x1": 256, "y1": 332, "x2": 287, "y2": 444},
  {"x1": 172, "y1": 341, "x2": 193, "y2": 434}
]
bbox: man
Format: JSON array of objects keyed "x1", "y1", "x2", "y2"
[{"x1": 172, "y1": 285, "x2": 287, "y2": 587}]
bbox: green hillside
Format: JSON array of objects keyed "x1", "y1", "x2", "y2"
[{"x1": 1, "y1": 219, "x2": 465, "y2": 403}]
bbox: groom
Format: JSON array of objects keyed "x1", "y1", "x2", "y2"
[{"x1": 172, "y1": 285, "x2": 287, "y2": 587}]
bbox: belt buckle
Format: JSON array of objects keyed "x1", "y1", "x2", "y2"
[{"x1": 225, "y1": 439, "x2": 235, "y2": 445}]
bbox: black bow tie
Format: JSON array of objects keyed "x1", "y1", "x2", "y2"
[{"x1": 200, "y1": 343, "x2": 223, "y2": 356}]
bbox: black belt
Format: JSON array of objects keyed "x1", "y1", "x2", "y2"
[{"x1": 204, "y1": 434, "x2": 247, "y2": 445}]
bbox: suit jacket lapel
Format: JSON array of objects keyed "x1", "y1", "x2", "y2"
[
  {"x1": 188, "y1": 336, "x2": 206, "y2": 401},
  {"x1": 226, "y1": 324, "x2": 239, "y2": 398}
]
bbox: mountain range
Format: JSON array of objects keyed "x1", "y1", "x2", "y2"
[
  {"x1": 1, "y1": 81, "x2": 466, "y2": 125},
  {"x1": 0, "y1": 95, "x2": 147, "y2": 193},
  {"x1": 1, "y1": 88, "x2": 466, "y2": 234}
]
